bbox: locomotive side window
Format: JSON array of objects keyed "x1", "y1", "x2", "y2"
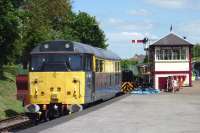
[
  {"x1": 84, "y1": 55, "x2": 92, "y2": 71},
  {"x1": 68, "y1": 55, "x2": 82, "y2": 71}
]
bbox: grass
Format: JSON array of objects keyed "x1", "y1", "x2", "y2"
[{"x1": 0, "y1": 65, "x2": 25, "y2": 120}]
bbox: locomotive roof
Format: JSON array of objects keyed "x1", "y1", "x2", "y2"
[{"x1": 31, "y1": 40, "x2": 121, "y2": 60}]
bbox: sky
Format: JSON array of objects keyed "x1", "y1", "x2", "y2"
[{"x1": 73, "y1": 0, "x2": 200, "y2": 59}]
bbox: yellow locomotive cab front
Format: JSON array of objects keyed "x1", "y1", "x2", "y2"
[{"x1": 29, "y1": 72, "x2": 86, "y2": 105}]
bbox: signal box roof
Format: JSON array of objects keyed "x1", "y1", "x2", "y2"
[
  {"x1": 31, "y1": 40, "x2": 121, "y2": 60},
  {"x1": 150, "y1": 33, "x2": 193, "y2": 47}
]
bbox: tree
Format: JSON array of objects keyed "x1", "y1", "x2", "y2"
[
  {"x1": 67, "y1": 12, "x2": 108, "y2": 49},
  {"x1": 193, "y1": 44, "x2": 200, "y2": 58},
  {"x1": 121, "y1": 60, "x2": 138, "y2": 70},
  {"x1": 0, "y1": 0, "x2": 20, "y2": 77},
  {"x1": 20, "y1": 0, "x2": 73, "y2": 66}
]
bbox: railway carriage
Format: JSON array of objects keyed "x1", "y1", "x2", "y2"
[{"x1": 25, "y1": 40, "x2": 121, "y2": 120}]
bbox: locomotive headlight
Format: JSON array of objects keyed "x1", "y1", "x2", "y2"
[
  {"x1": 54, "y1": 104, "x2": 58, "y2": 110},
  {"x1": 65, "y1": 43, "x2": 70, "y2": 48},
  {"x1": 87, "y1": 73, "x2": 92, "y2": 79},
  {"x1": 44, "y1": 44, "x2": 49, "y2": 49}
]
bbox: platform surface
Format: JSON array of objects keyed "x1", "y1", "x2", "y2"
[{"x1": 20, "y1": 81, "x2": 200, "y2": 133}]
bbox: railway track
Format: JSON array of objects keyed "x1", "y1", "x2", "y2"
[
  {"x1": 1, "y1": 93, "x2": 127, "y2": 132},
  {"x1": 19, "y1": 93, "x2": 128, "y2": 133},
  {"x1": 0, "y1": 114, "x2": 30, "y2": 132}
]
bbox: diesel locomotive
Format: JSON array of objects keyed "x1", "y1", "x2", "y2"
[{"x1": 23, "y1": 40, "x2": 121, "y2": 120}]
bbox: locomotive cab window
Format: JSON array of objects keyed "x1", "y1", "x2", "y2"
[
  {"x1": 30, "y1": 54, "x2": 82, "y2": 71},
  {"x1": 83, "y1": 55, "x2": 92, "y2": 71}
]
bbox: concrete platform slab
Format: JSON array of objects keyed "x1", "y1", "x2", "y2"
[{"x1": 19, "y1": 81, "x2": 200, "y2": 133}]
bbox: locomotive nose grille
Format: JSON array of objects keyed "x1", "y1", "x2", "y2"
[
  {"x1": 51, "y1": 94, "x2": 57, "y2": 99},
  {"x1": 51, "y1": 94, "x2": 58, "y2": 103}
]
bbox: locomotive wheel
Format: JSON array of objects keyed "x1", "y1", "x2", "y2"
[
  {"x1": 43, "y1": 110, "x2": 49, "y2": 121},
  {"x1": 47, "y1": 109, "x2": 55, "y2": 120},
  {"x1": 32, "y1": 113, "x2": 40, "y2": 125},
  {"x1": 61, "y1": 106, "x2": 69, "y2": 116},
  {"x1": 58, "y1": 106, "x2": 63, "y2": 117}
]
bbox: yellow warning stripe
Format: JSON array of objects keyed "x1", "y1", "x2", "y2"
[{"x1": 121, "y1": 82, "x2": 135, "y2": 93}]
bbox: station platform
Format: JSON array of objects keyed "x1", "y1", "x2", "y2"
[{"x1": 19, "y1": 81, "x2": 200, "y2": 133}]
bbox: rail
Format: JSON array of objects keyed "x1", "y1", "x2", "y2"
[{"x1": 0, "y1": 114, "x2": 30, "y2": 132}]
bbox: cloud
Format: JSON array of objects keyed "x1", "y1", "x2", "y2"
[
  {"x1": 108, "y1": 18, "x2": 123, "y2": 24},
  {"x1": 178, "y1": 21, "x2": 200, "y2": 43},
  {"x1": 128, "y1": 9, "x2": 151, "y2": 16},
  {"x1": 106, "y1": 32, "x2": 145, "y2": 43},
  {"x1": 147, "y1": 0, "x2": 188, "y2": 8},
  {"x1": 146, "y1": 0, "x2": 200, "y2": 9},
  {"x1": 106, "y1": 31, "x2": 158, "y2": 44},
  {"x1": 106, "y1": 18, "x2": 154, "y2": 31},
  {"x1": 106, "y1": 32, "x2": 145, "y2": 58}
]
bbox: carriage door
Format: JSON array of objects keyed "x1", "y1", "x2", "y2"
[{"x1": 84, "y1": 54, "x2": 95, "y2": 101}]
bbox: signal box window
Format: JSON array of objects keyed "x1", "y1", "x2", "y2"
[{"x1": 155, "y1": 47, "x2": 187, "y2": 61}]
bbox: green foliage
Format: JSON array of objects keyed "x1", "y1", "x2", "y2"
[
  {"x1": 0, "y1": 0, "x2": 20, "y2": 72},
  {"x1": 67, "y1": 11, "x2": 108, "y2": 48},
  {"x1": 20, "y1": 0, "x2": 72, "y2": 64},
  {"x1": 121, "y1": 60, "x2": 138, "y2": 70},
  {"x1": 192, "y1": 43, "x2": 200, "y2": 59},
  {"x1": 0, "y1": 0, "x2": 108, "y2": 69},
  {"x1": 0, "y1": 66, "x2": 24, "y2": 119},
  {"x1": 143, "y1": 55, "x2": 148, "y2": 63}
]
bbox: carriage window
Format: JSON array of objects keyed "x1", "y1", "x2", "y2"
[
  {"x1": 100, "y1": 60, "x2": 104, "y2": 72},
  {"x1": 118, "y1": 62, "x2": 120, "y2": 72},
  {"x1": 96, "y1": 59, "x2": 104, "y2": 72},
  {"x1": 96, "y1": 59, "x2": 100, "y2": 72},
  {"x1": 115, "y1": 62, "x2": 118, "y2": 72}
]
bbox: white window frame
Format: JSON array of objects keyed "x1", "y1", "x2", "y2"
[{"x1": 155, "y1": 47, "x2": 188, "y2": 61}]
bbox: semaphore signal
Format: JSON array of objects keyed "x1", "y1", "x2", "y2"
[{"x1": 132, "y1": 37, "x2": 148, "y2": 44}]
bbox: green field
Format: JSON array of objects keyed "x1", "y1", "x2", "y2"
[{"x1": 0, "y1": 66, "x2": 24, "y2": 120}]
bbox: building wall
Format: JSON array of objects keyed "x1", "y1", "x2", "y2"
[
  {"x1": 155, "y1": 61, "x2": 189, "y2": 71},
  {"x1": 155, "y1": 73, "x2": 190, "y2": 89},
  {"x1": 152, "y1": 46, "x2": 192, "y2": 89}
]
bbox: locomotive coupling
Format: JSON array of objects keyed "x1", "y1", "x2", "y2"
[{"x1": 42, "y1": 104, "x2": 47, "y2": 110}]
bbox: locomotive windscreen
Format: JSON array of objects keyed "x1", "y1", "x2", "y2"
[{"x1": 30, "y1": 54, "x2": 82, "y2": 71}]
